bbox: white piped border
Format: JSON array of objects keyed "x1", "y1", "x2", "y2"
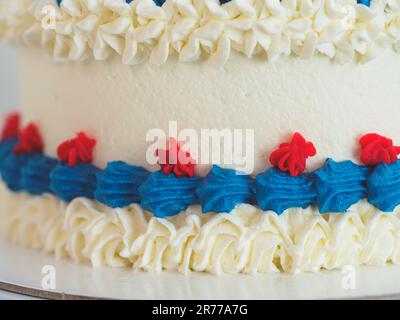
[{"x1": 0, "y1": 0, "x2": 400, "y2": 65}]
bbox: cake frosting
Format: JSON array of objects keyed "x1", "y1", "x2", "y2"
[
  {"x1": 1, "y1": 182, "x2": 400, "y2": 274},
  {"x1": 1, "y1": 0, "x2": 400, "y2": 65},
  {"x1": 1, "y1": 0, "x2": 400, "y2": 276},
  {"x1": 4, "y1": 0, "x2": 399, "y2": 175},
  {"x1": 17, "y1": 47, "x2": 400, "y2": 175}
]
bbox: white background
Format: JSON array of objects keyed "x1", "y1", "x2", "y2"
[{"x1": 0, "y1": 43, "x2": 20, "y2": 114}]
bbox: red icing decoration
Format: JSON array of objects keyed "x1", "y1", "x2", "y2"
[
  {"x1": 269, "y1": 132, "x2": 316, "y2": 177},
  {"x1": 1, "y1": 112, "x2": 20, "y2": 140},
  {"x1": 359, "y1": 133, "x2": 400, "y2": 166},
  {"x1": 57, "y1": 132, "x2": 96, "y2": 167},
  {"x1": 156, "y1": 138, "x2": 196, "y2": 178},
  {"x1": 14, "y1": 123, "x2": 44, "y2": 155}
]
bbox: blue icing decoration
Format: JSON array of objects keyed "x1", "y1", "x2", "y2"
[
  {"x1": 56, "y1": 0, "x2": 222, "y2": 5},
  {"x1": 50, "y1": 162, "x2": 100, "y2": 202},
  {"x1": 313, "y1": 158, "x2": 369, "y2": 213},
  {"x1": 21, "y1": 154, "x2": 58, "y2": 196},
  {"x1": 139, "y1": 171, "x2": 200, "y2": 217},
  {"x1": 367, "y1": 160, "x2": 400, "y2": 212},
  {"x1": 128, "y1": 0, "x2": 166, "y2": 5},
  {"x1": 57, "y1": 0, "x2": 166, "y2": 7},
  {"x1": 152, "y1": 0, "x2": 166, "y2": 5},
  {"x1": 56, "y1": 0, "x2": 169, "y2": 7},
  {"x1": 55, "y1": 0, "x2": 368, "y2": 10},
  {"x1": 1, "y1": 152, "x2": 31, "y2": 192},
  {"x1": 256, "y1": 167, "x2": 316, "y2": 214},
  {"x1": 196, "y1": 165, "x2": 255, "y2": 213},
  {"x1": 95, "y1": 161, "x2": 150, "y2": 208},
  {"x1": 0, "y1": 138, "x2": 18, "y2": 165},
  {"x1": 56, "y1": 0, "x2": 369, "y2": 9},
  {"x1": 357, "y1": 0, "x2": 371, "y2": 6}
]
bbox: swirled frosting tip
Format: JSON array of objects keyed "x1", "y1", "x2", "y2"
[
  {"x1": 1, "y1": 112, "x2": 20, "y2": 141},
  {"x1": 13, "y1": 123, "x2": 43, "y2": 155}
]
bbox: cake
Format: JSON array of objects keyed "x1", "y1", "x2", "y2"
[{"x1": 0, "y1": 0, "x2": 400, "y2": 275}]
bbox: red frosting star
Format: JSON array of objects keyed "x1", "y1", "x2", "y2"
[
  {"x1": 359, "y1": 133, "x2": 400, "y2": 166},
  {"x1": 156, "y1": 138, "x2": 196, "y2": 178},
  {"x1": 14, "y1": 123, "x2": 44, "y2": 155},
  {"x1": 57, "y1": 132, "x2": 96, "y2": 167},
  {"x1": 1, "y1": 112, "x2": 20, "y2": 141},
  {"x1": 269, "y1": 132, "x2": 316, "y2": 177}
]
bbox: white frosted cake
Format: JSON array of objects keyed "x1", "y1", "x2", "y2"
[{"x1": 1, "y1": 0, "x2": 400, "y2": 274}]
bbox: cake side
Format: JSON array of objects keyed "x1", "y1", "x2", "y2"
[{"x1": 18, "y1": 47, "x2": 400, "y2": 175}]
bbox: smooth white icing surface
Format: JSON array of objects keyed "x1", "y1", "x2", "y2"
[
  {"x1": 1, "y1": 182, "x2": 399, "y2": 274},
  {"x1": 1, "y1": 0, "x2": 400, "y2": 65},
  {"x1": 19, "y1": 47, "x2": 400, "y2": 174}
]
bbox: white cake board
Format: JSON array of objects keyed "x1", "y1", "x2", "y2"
[{"x1": 0, "y1": 238, "x2": 399, "y2": 300}]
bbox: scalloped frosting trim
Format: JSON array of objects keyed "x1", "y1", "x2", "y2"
[
  {"x1": 1, "y1": 182, "x2": 400, "y2": 275},
  {"x1": 0, "y1": 0, "x2": 400, "y2": 65}
]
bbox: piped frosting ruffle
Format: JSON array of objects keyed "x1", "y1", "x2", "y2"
[
  {"x1": 50, "y1": 162, "x2": 100, "y2": 202},
  {"x1": 95, "y1": 161, "x2": 150, "y2": 208},
  {"x1": 196, "y1": 165, "x2": 255, "y2": 213},
  {"x1": 21, "y1": 154, "x2": 58, "y2": 195},
  {"x1": 256, "y1": 167, "x2": 316, "y2": 214},
  {"x1": 139, "y1": 170, "x2": 200, "y2": 217},
  {"x1": 0, "y1": 0, "x2": 399, "y2": 65},
  {"x1": 1, "y1": 182, "x2": 400, "y2": 275}
]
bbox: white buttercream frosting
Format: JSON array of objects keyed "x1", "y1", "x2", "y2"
[
  {"x1": 1, "y1": 182, "x2": 400, "y2": 274},
  {"x1": 18, "y1": 46, "x2": 400, "y2": 175},
  {"x1": 0, "y1": 0, "x2": 400, "y2": 65}
]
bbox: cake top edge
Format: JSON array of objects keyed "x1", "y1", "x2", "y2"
[{"x1": 0, "y1": 0, "x2": 399, "y2": 65}]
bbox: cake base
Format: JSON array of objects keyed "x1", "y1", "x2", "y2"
[
  {"x1": 1, "y1": 180, "x2": 400, "y2": 275},
  {"x1": 0, "y1": 237, "x2": 400, "y2": 300}
]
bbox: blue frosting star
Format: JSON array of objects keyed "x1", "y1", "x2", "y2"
[
  {"x1": 50, "y1": 162, "x2": 100, "y2": 202},
  {"x1": 368, "y1": 160, "x2": 400, "y2": 212},
  {"x1": 139, "y1": 171, "x2": 201, "y2": 217},
  {"x1": 313, "y1": 159, "x2": 369, "y2": 213},
  {"x1": 256, "y1": 167, "x2": 316, "y2": 214},
  {"x1": 357, "y1": 0, "x2": 371, "y2": 6},
  {"x1": 56, "y1": 0, "x2": 166, "y2": 6},
  {"x1": 95, "y1": 161, "x2": 149, "y2": 208},
  {"x1": 21, "y1": 154, "x2": 58, "y2": 195},
  {"x1": 196, "y1": 165, "x2": 256, "y2": 213}
]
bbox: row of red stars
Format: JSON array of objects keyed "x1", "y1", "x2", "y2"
[
  {"x1": 1, "y1": 112, "x2": 95, "y2": 168},
  {"x1": 1, "y1": 112, "x2": 400, "y2": 178}
]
